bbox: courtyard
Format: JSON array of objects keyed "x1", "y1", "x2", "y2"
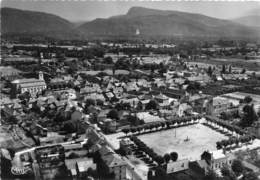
[{"x1": 138, "y1": 123, "x2": 228, "y2": 161}]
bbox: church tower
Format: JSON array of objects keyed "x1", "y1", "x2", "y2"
[
  {"x1": 39, "y1": 71, "x2": 44, "y2": 81},
  {"x1": 136, "y1": 28, "x2": 140, "y2": 35}
]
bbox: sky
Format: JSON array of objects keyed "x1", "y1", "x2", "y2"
[{"x1": 2, "y1": 0, "x2": 260, "y2": 22}]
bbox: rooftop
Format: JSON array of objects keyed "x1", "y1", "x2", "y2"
[
  {"x1": 223, "y1": 92, "x2": 260, "y2": 102},
  {"x1": 12, "y1": 78, "x2": 45, "y2": 84}
]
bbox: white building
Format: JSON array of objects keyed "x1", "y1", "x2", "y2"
[{"x1": 11, "y1": 71, "x2": 46, "y2": 98}]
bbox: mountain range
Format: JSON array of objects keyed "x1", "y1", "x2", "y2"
[
  {"x1": 1, "y1": 8, "x2": 80, "y2": 39},
  {"x1": 232, "y1": 15, "x2": 260, "y2": 27},
  {"x1": 1, "y1": 7, "x2": 260, "y2": 40}
]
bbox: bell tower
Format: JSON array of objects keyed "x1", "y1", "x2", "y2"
[{"x1": 39, "y1": 71, "x2": 44, "y2": 81}]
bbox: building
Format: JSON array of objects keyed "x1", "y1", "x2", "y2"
[
  {"x1": 166, "y1": 159, "x2": 189, "y2": 174},
  {"x1": 99, "y1": 145, "x2": 128, "y2": 180},
  {"x1": 11, "y1": 71, "x2": 46, "y2": 98},
  {"x1": 0, "y1": 66, "x2": 21, "y2": 81},
  {"x1": 154, "y1": 93, "x2": 169, "y2": 104},
  {"x1": 101, "y1": 119, "x2": 117, "y2": 133},
  {"x1": 119, "y1": 138, "x2": 134, "y2": 155},
  {"x1": 199, "y1": 150, "x2": 235, "y2": 174},
  {"x1": 205, "y1": 97, "x2": 233, "y2": 115},
  {"x1": 251, "y1": 121, "x2": 260, "y2": 138},
  {"x1": 34, "y1": 145, "x2": 67, "y2": 180}
]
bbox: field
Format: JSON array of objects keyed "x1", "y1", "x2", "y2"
[{"x1": 138, "y1": 123, "x2": 228, "y2": 161}]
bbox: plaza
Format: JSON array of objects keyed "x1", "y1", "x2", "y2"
[{"x1": 138, "y1": 123, "x2": 228, "y2": 160}]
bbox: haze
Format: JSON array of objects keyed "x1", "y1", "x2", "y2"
[{"x1": 2, "y1": 0, "x2": 260, "y2": 22}]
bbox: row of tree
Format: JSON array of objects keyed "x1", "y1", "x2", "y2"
[
  {"x1": 205, "y1": 117, "x2": 245, "y2": 135},
  {"x1": 216, "y1": 135, "x2": 256, "y2": 150},
  {"x1": 130, "y1": 136, "x2": 178, "y2": 165},
  {"x1": 122, "y1": 115, "x2": 200, "y2": 135}
]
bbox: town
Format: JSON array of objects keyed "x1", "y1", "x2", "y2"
[{"x1": 1, "y1": 2, "x2": 260, "y2": 180}]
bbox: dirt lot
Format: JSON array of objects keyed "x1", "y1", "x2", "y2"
[{"x1": 138, "y1": 123, "x2": 228, "y2": 161}]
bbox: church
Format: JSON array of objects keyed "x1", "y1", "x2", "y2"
[{"x1": 11, "y1": 71, "x2": 47, "y2": 98}]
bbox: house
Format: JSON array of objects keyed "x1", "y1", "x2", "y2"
[
  {"x1": 101, "y1": 119, "x2": 117, "y2": 133},
  {"x1": 120, "y1": 97, "x2": 139, "y2": 107},
  {"x1": 136, "y1": 79, "x2": 150, "y2": 88},
  {"x1": 0, "y1": 66, "x2": 21, "y2": 81},
  {"x1": 188, "y1": 94, "x2": 210, "y2": 113},
  {"x1": 34, "y1": 145, "x2": 67, "y2": 180},
  {"x1": 99, "y1": 145, "x2": 128, "y2": 180},
  {"x1": 71, "y1": 110, "x2": 83, "y2": 121},
  {"x1": 76, "y1": 159, "x2": 96, "y2": 179},
  {"x1": 154, "y1": 93, "x2": 169, "y2": 104},
  {"x1": 86, "y1": 127, "x2": 105, "y2": 146},
  {"x1": 222, "y1": 74, "x2": 248, "y2": 81},
  {"x1": 119, "y1": 138, "x2": 134, "y2": 155},
  {"x1": 126, "y1": 82, "x2": 139, "y2": 92},
  {"x1": 65, "y1": 157, "x2": 96, "y2": 180},
  {"x1": 199, "y1": 151, "x2": 235, "y2": 175},
  {"x1": 205, "y1": 97, "x2": 233, "y2": 115},
  {"x1": 166, "y1": 159, "x2": 189, "y2": 174},
  {"x1": 97, "y1": 110, "x2": 110, "y2": 122},
  {"x1": 187, "y1": 74, "x2": 211, "y2": 85},
  {"x1": 178, "y1": 103, "x2": 192, "y2": 117}
]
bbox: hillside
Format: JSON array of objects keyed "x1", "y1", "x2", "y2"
[
  {"x1": 232, "y1": 15, "x2": 260, "y2": 27},
  {"x1": 78, "y1": 7, "x2": 260, "y2": 39},
  {"x1": 1, "y1": 7, "x2": 80, "y2": 39},
  {"x1": 1, "y1": 7, "x2": 260, "y2": 40}
]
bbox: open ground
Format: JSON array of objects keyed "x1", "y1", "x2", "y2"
[{"x1": 138, "y1": 123, "x2": 228, "y2": 161}]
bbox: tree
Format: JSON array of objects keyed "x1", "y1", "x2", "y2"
[
  {"x1": 170, "y1": 152, "x2": 178, "y2": 161},
  {"x1": 231, "y1": 159, "x2": 244, "y2": 175},
  {"x1": 203, "y1": 169, "x2": 218, "y2": 180},
  {"x1": 207, "y1": 66, "x2": 213, "y2": 76},
  {"x1": 244, "y1": 96, "x2": 252, "y2": 104},
  {"x1": 221, "y1": 165, "x2": 236, "y2": 180},
  {"x1": 164, "y1": 153, "x2": 171, "y2": 163},
  {"x1": 122, "y1": 128, "x2": 130, "y2": 136},
  {"x1": 86, "y1": 167, "x2": 98, "y2": 178},
  {"x1": 243, "y1": 172, "x2": 258, "y2": 180},
  {"x1": 107, "y1": 109, "x2": 119, "y2": 120},
  {"x1": 154, "y1": 166, "x2": 167, "y2": 180},
  {"x1": 241, "y1": 68, "x2": 246, "y2": 74},
  {"x1": 186, "y1": 82, "x2": 201, "y2": 94},
  {"x1": 131, "y1": 127, "x2": 137, "y2": 134},
  {"x1": 96, "y1": 99, "x2": 104, "y2": 106},
  {"x1": 156, "y1": 156, "x2": 165, "y2": 165},
  {"x1": 228, "y1": 65, "x2": 232, "y2": 73},
  {"x1": 176, "y1": 173, "x2": 193, "y2": 180},
  {"x1": 145, "y1": 100, "x2": 158, "y2": 110},
  {"x1": 103, "y1": 56, "x2": 113, "y2": 64},
  {"x1": 137, "y1": 101, "x2": 143, "y2": 110},
  {"x1": 221, "y1": 64, "x2": 226, "y2": 74},
  {"x1": 147, "y1": 170, "x2": 154, "y2": 180},
  {"x1": 221, "y1": 165, "x2": 231, "y2": 177},
  {"x1": 63, "y1": 122, "x2": 76, "y2": 133},
  {"x1": 240, "y1": 104, "x2": 258, "y2": 127},
  {"x1": 85, "y1": 99, "x2": 96, "y2": 108},
  {"x1": 18, "y1": 91, "x2": 31, "y2": 103},
  {"x1": 216, "y1": 142, "x2": 222, "y2": 150},
  {"x1": 127, "y1": 115, "x2": 141, "y2": 126},
  {"x1": 67, "y1": 152, "x2": 80, "y2": 159}
]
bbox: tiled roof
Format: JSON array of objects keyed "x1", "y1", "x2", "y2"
[
  {"x1": 20, "y1": 81, "x2": 46, "y2": 88},
  {"x1": 12, "y1": 78, "x2": 44, "y2": 84},
  {"x1": 102, "y1": 153, "x2": 126, "y2": 168}
]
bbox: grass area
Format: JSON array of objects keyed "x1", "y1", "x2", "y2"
[{"x1": 138, "y1": 123, "x2": 228, "y2": 161}]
